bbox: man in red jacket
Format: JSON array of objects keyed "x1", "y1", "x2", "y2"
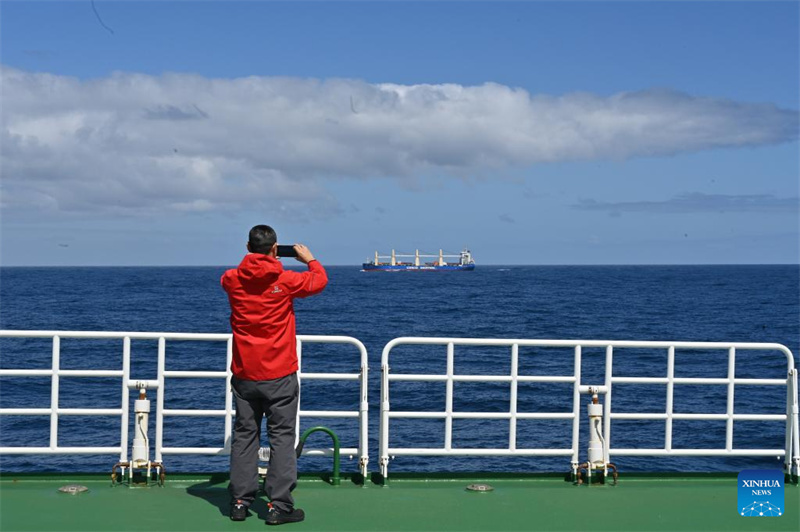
[{"x1": 221, "y1": 225, "x2": 328, "y2": 525}]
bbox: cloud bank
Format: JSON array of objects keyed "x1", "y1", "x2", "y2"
[
  {"x1": 574, "y1": 193, "x2": 800, "y2": 215},
  {"x1": 1, "y1": 66, "x2": 797, "y2": 216}
]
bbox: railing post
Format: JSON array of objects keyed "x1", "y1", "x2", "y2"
[
  {"x1": 509, "y1": 344, "x2": 519, "y2": 451},
  {"x1": 155, "y1": 337, "x2": 166, "y2": 463},
  {"x1": 604, "y1": 345, "x2": 613, "y2": 461},
  {"x1": 379, "y1": 341, "x2": 392, "y2": 480},
  {"x1": 295, "y1": 339, "x2": 303, "y2": 448},
  {"x1": 571, "y1": 345, "x2": 582, "y2": 475},
  {"x1": 359, "y1": 342, "x2": 370, "y2": 478},
  {"x1": 49, "y1": 336, "x2": 60, "y2": 450},
  {"x1": 121, "y1": 337, "x2": 131, "y2": 463},
  {"x1": 665, "y1": 346, "x2": 675, "y2": 452},
  {"x1": 726, "y1": 347, "x2": 736, "y2": 451},
  {"x1": 788, "y1": 368, "x2": 800, "y2": 479},
  {"x1": 445, "y1": 342, "x2": 454, "y2": 452},
  {"x1": 223, "y1": 337, "x2": 233, "y2": 453}
]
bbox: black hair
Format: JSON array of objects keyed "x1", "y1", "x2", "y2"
[{"x1": 248, "y1": 225, "x2": 277, "y2": 254}]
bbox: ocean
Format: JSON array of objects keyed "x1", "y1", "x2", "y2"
[{"x1": 1, "y1": 265, "x2": 798, "y2": 475}]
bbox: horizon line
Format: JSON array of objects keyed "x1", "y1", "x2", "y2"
[{"x1": 1, "y1": 263, "x2": 798, "y2": 268}]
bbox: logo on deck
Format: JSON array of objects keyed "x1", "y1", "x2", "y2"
[{"x1": 738, "y1": 469, "x2": 783, "y2": 517}]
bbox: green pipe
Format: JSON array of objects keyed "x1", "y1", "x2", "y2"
[{"x1": 295, "y1": 426, "x2": 341, "y2": 486}]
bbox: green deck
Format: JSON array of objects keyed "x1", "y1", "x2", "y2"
[{"x1": 1, "y1": 472, "x2": 798, "y2": 531}]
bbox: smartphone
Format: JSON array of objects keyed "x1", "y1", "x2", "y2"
[{"x1": 276, "y1": 245, "x2": 298, "y2": 258}]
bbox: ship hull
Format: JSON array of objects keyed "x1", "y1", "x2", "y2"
[{"x1": 362, "y1": 264, "x2": 475, "y2": 271}]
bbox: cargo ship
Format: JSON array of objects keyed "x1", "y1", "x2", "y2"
[{"x1": 362, "y1": 248, "x2": 475, "y2": 271}]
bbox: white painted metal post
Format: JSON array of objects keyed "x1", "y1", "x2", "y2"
[
  {"x1": 120, "y1": 337, "x2": 131, "y2": 462},
  {"x1": 224, "y1": 337, "x2": 233, "y2": 453},
  {"x1": 509, "y1": 344, "x2": 519, "y2": 451},
  {"x1": 380, "y1": 344, "x2": 391, "y2": 478},
  {"x1": 726, "y1": 347, "x2": 736, "y2": 451},
  {"x1": 49, "y1": 336, "x2": 60, "y2": 450},
  {"x1": 571, "y1": 345, "x2": 582, "y2": 471},
  {"x1": 359, "y1": 342, "x2": 370, "y2": 477},
  {"x1": 295, "y1": 339, "x2": 302, "y2": 448},
  {"x1": 445, "y1": 343, "x2": 454, "y2": 451},
  {"x1": 155, "y1": 337, "x2": 166, "y2": 463},
  {"x1": 604, "y1": 345, "x2": 613, "y2": 460},
  {"x1": 790, "y1": 368, "x2": 800, "y2": 477},
  {"x1": 785, "y1": 370, "x2": 793, "y2": 475},
  {"x1": 665, "y1": 346, "x2": 675, "y2": 451}
]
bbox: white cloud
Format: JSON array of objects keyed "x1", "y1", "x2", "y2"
[
  {"x1": 575, "y1": 193, "x2": 800, "y2": 214},
  {"x1": 1, "y1": 66, "x2": 797, "y2": 217}
]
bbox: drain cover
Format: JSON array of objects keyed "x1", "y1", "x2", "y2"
[
  {"x1": 58, "y1": 484, "x2": 89, "y2": 495},
  {"x1": 466, "y1": 483, "x2": 494, "y2": 492}
]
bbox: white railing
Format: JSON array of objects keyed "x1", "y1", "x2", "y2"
[
  {"x1": 379, "y1": 337, "x2": 800, "y2": 479},
  {"x1": 0, "y1": 330, "x2": 369, "y2": 476},
  {"x1": 3, "y1": 331, "x2": 798, "y2": 480}
]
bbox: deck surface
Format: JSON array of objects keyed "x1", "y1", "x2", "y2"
[{"x1": 1, "y1": 473, "x2": 798, "y2": 531}]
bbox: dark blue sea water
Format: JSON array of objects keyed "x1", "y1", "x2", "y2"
[{"x1": 1, "y1": 265, "x2": 798, "y2": 475}]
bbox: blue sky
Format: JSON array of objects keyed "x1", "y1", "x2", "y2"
[{"x1": 1, "y1": 0, "x2": 798, "y2": 266}]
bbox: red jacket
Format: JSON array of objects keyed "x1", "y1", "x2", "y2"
[{"x1": 221, "y1": 254, "x2": 328, "y2": 381}]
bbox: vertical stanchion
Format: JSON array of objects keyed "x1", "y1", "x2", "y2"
[
  {"x1": 726, "y1": 347, "x2": 736, "y2": 451},
  {"x1": 155, "y1": 337, "x2": 166, "y2": 463},
  {"x1": 358, "y1": 341, "x2": 370, "y2": 477},
  {"x1": 509, "y1": 344, "x2": 519, "y2": 451},
  {"x1": 379, "y1": 342, "x2": 392, "y2": 479},
  {"x1": 49, "y1": 336, "x2": 60, "y2": 450},
  {"x1": 295, "y1": 339, "x2": 302, "y2": 447},
  {"x1": 604, "y1": 345, "x2": 613, "y2": 461},
  {"x1": 790, "y1": 368, "x2": 800, "y2": 478},
  {"x1": 665, "y1": 346, "x2": 675, "y2": 451},
  {"x1": 785, "y1": 369, "x2": 792, "y2": 475},
  {"x1": 224, "y1": 336, "x2": 233, "y2": 453},
  {"x1": 571, "y1": 345, "x2": 582, "y2": 473},
  {"x1": 120, "y1": 337, "x2": 131, "y2": 462},
  {"x1": 445, "y1": 343, "x2": 454, "y2": 451}
]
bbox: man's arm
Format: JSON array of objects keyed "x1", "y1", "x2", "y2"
[
  {"x1": 220, "y1": 270, "x2": 231, "y2": 292},
  {"x1": 283, "y1": 244, "x2": 328, "y2": 298}
]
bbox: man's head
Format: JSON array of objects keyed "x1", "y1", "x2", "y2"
[{"x1": 247, "y1": 225, "x2": 277, "y2": 255}]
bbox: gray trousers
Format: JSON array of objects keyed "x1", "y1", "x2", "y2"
[{"x1": 229, "y1": 373, "x2": 299, "y2": 512}]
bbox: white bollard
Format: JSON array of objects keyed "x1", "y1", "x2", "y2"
[
  {"x1": 131, "y1": 389, "x2": 150, "y2": 467},
  {"x1": 587, "y1": 393, "x2": 607, "y2": 467},
  {"x1": 587, "y1": 401, "x2": 605, "y2": 466}
]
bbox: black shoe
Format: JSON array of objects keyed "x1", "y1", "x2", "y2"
[
  {"x1": 265, "y1": 505, "x2": 305, "y2": 525},
  {"x1": 230, "y1": 499, "x2": 249, "y2": 521}
]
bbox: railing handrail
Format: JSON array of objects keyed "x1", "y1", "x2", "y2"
[
  {"x1": 0, "y1": 330, "x2": 369, "y2": 476},
  {"x1": 382, "y1": 336, "x2": 796, "y2": 369},
  {"x1": 0, "y1": 330, "x2": 360, "y2": 343},
  {"x1": 379, "y1": 337, "x2": 799, "y2": 479},
  {"x1": 2, "y1": 331, "x2": 798, "y2": 480}
]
